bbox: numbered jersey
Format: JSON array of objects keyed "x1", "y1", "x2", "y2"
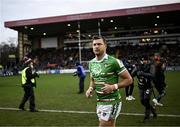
[{"x1": 89, "y1": 54, "x2": 126, "y2": 105}]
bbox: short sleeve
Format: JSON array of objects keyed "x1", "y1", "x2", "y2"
[{"x1": 115, "y1": 59, "x2": 126, "y2": 75}]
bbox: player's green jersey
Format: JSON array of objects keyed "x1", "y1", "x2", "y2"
[{"x1": 89, "y1": 54, "x2": 126, "y2": 105}]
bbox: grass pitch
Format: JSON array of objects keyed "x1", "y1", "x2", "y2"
[{"x1": 0, "y1": 71, "x2": 180, "y2": 126}]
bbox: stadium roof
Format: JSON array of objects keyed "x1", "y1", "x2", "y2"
[{"x1": 4, "y1": 3, "x2": 180, "y2": 37}]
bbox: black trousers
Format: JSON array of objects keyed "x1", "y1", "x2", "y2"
[
  {"x1": 19, "y1": 85, "x2": 35, "y2": 110},
  {"x1": 79, "y1": 76, "x2": 85, "y2": 92},
  {"x1": 125, "y1": 83, "x2": 134, "y2": 97},
  {"x1": 154, "y1": 77, "x2": 166, "y2": 102},
  {"x1": 154, "y1": 80, "x2": 166, "y2": 93},
  {"x1": 139, "y1": 88, "x2": 153, "y2": 118}
]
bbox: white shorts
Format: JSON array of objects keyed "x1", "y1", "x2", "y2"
[{"x1": 96, "y1": 102, "x2": 122, "y2": 121}]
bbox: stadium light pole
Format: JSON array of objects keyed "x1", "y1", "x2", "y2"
[
  {"x1": 98, "y1": 20, "x2": 101, "y2": 36},
  {"x1": 78, "y1": 21, "x2": 82, "y2": 63}
]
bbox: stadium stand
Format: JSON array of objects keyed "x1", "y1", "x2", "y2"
[{"x1": 3, "y1": 3, "x2": 180, "y2": 73}]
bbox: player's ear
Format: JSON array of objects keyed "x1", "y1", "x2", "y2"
[{"x1": 104, "y1": 43, "x2": 107, "y2": 48}]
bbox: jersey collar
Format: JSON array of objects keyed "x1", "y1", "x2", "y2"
[{"x1": 94, "y1": 54, "x2": 108, "y2": 62}]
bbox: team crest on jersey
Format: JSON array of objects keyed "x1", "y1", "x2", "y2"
[
  {"x1": 104, "y1": 63, "x2": 110, "y2": 68},
  {"x1": 91, "y1": 63, "x2": 102, "y2": 76}
]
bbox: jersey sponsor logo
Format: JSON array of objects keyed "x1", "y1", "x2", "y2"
[
  {"x1": 107, "y1": 72, "x2": 114, "y2": 75},
  {"x1": 104, "y1": 63, "x2": 111, "y2": 68}
]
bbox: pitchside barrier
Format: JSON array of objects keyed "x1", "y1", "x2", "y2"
[
  {"x1": 4, "y1": 66, "x2": 180, "y2": 76},
  {"x1": 18, "y1": 69, "x2": 90, "y2": 75},
  {"x1": 166, "y1": 66, "x2": 180, "y2": 71}
]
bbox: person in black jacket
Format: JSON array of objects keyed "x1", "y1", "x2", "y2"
[
  {"x1": 132, "y1": 56, "x2": 157, "y2": 123},
  {"x1": 152, "y1": 55, "x2": 167, "y2": 106},
  {"x1": 18, "y1": 57, "x2": 39, "y2": 112}
]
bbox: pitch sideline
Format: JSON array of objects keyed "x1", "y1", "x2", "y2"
[{"x1": 0, "y1": 107, "x2": 180, "y2": 118}]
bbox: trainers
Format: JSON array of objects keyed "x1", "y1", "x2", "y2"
[
  {"x1": 157, "y1": 102, "x2": 163, "y2": 106},
  {"x1": 126, "y1": 97, "x2": 129, "y2": 100},
  {"x1": 126, "y1": 96, "x2": 132, "y2": 101},
  {"x1": 129, "y1": 95, "x2": 135, "y2": 100},
  {"x1": 152, "y1": 98, "x2": 163, "y2": 106}
]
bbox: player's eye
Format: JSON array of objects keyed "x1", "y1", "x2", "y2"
[{"x1": 93, "y1": 43, "x2": 102, "y2": 46}]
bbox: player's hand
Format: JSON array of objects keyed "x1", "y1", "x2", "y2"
[
  {"x1": 86, "y1": 87, "x2": 93, "y2": 98},
  {"x1": 101, "y1": 84, "x2": 115, "y2": 94}
]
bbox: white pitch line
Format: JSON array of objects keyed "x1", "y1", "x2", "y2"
[
  {"x1": 41, "y1": 109, "x2": 95, "y2": 114},
  {"x1": 120, "y1": 112, "x2": 180, "y2": 117},
  {"x1": 0, "y1": 107, "x2": 180, "y2": 118}
]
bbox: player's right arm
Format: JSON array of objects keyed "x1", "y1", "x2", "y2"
[{"x1": 86, "y1": 75, "x2": 95, "y2": 98}]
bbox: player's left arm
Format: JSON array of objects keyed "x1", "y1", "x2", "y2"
[
  {"x1": 86, "y1": 75, "x2": 95, "y2": 98},
  {"x1": 115, "y1": 59, "x2": 133, "y2": 89},
  {"x1": 101, "y1": 59, "x2": 133, "y2": 93},
  {"x1": 117, "y1": 69, "x2": 133, "y2": 89},
  {"x1": 101, "y1": 69, "x2": 132, "y2": 94}
]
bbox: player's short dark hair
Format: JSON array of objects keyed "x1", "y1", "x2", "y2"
[{"x1": 92, "y1": 35, "x2": 107, "y2": 45}]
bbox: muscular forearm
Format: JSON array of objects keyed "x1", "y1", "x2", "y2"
[
  {"x1": 86, "y1": 78, "x2": 95, "y2": 98},
  {"x1": 116, "y1": 70, "x2": 133, "y2": 89},
  {"x1": 117, "y1": 78, "x2": 132, "y2": 89},
  {"x1": 102, "y1": 78, "x2": 132, "y2": 93},
  {"x1": 88, "y1": 75, "x2": 95, "y2": 89},
  {"x1": 88, "y1": 80, "x2": 95, "y2": 90}
]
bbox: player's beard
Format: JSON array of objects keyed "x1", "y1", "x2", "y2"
[
  {"x1": 94, "y1": 49, "x2": 101, "y2": 55},
  {"x1": 95, "y1": 51, "x2": 106, "y2": 60}
]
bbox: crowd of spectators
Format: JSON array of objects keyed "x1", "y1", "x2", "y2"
[
  {"x1": 24, "y1": 43, "x2": 180, "y2": 70},
  {"x1": 1, "y1": 42, "x2": 179, "y2": 76}
]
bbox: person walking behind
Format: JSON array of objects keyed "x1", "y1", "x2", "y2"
[
  {"x1": 152, "y1": 54, "x2": 167, "y2": 106},
  {"x1": 132, "y1": 56, "x2": 157, "y2": 123},
  {"x1": 74, "y1": 61, "x2": 86, "y2": 94}
]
